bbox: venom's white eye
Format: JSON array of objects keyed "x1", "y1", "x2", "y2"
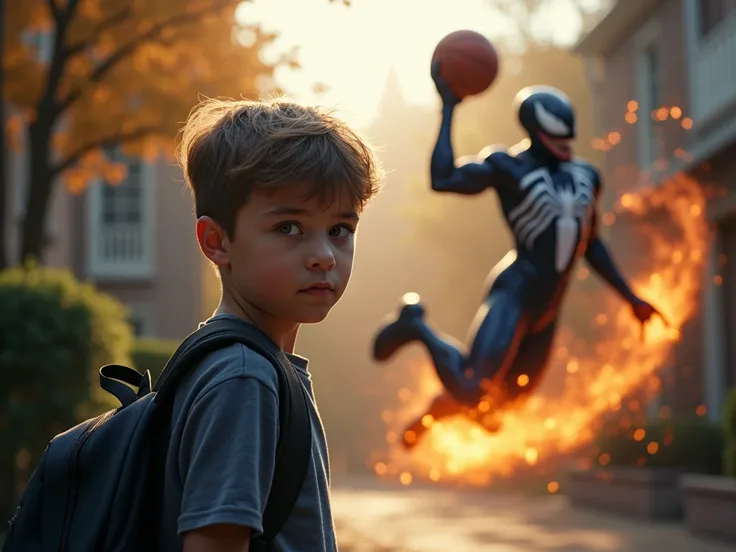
[{"x1": 534, "y1": 102, "x2": 571, "y2": 136}]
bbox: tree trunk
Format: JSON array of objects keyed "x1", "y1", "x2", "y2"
[
  {"x1": 21, "y1": 120, "x2": 55, "y2": 264},
  {"x1": 0, "y1": 0, "x2": 9, "y2": 271}
]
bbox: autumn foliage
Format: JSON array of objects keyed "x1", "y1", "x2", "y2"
[{"x1": 2, "y1": 0, "x2": 291, "y2": 264}]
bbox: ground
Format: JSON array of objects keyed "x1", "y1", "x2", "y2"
[{"x1": 332, "y1": 476, "x2": 733, "y2": 552}]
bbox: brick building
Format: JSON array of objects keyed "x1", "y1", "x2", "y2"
[{"x1": 575, "y1": 0, "x2": 736, "y2": 421}]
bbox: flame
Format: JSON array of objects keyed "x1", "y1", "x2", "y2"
[{"x1": 374, "y1": 173, "x2": 708, "y2": 486}]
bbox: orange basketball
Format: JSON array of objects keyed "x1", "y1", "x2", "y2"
[{"x1": 432, "y1": 30, "x2": 499, "y2": 99}]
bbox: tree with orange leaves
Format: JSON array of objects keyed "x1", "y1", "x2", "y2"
[{"x1": 0, "y1": 0, "x2": 345, "y2": 269}]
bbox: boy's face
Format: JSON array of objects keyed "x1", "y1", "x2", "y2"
[{"x1": 222, "y1": 183, "x2": 359, "y2": 324}]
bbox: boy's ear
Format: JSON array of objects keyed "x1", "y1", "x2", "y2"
[{"x1": 196, "y1": 216, "x2": 230, "y2": 267}]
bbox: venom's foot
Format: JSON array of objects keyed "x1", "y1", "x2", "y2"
[{"x1": 372, "y1": 296, "x2": 426, "y2": 362}]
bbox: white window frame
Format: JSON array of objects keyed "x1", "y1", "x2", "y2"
[
  {"x1": 86, "y1": 152, "x2": 156, "y2": 280},
  {"x1": 634, "y1": 19, "x2": 662, "y2": 170}
]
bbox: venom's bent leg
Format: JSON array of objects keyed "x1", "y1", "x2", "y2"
[
  {"x1": 502, "y1": 321, "x2": 558, "y2": 403},
  {"x1": 373, "y1": 295, "x2": 474, "y2": 403},
  {"x1": 466, "y1": 288, "x2": 529, "y2": 393}
]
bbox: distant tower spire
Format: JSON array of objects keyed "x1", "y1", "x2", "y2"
[{"x1": 376, "y1": 65, "x2": 407, "y2": 120}]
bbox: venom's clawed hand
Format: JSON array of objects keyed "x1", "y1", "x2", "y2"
[{"x1": 631, "y1": 297, "x2": 669, "y2": 342}]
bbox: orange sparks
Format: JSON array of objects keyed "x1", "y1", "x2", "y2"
[{"x1": 525, "y1": 448, "x2": 539, "y2": 465}]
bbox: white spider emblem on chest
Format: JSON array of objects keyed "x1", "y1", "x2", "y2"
[{"x1": 508, "y1": 162, "x2": 595, "y2": 273}]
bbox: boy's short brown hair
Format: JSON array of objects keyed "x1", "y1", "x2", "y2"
[{"x1": 178, "y1": 97, "x2": 381, "y2": 236}]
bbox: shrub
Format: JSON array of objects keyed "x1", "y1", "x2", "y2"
[
  {"x1": 724, "y1": 387, "x2": 736, "y2": 440},
  {"x1": 0, "y1": 264, "x2": 133, "y2": 518},
  {"x1": 132, "y1": 338, "x2": 178, "y2": 384},
  {"x1": 724, "y1": 443, "x2": 736, "y2": 477},
  {"x1": 595, "y1": 418, "x2": 724, "y2": 474},
  {"x1": 724, "y1": 387, "x2": 736, "y2": 476}
]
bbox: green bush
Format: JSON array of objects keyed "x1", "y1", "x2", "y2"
[
  {"x1": 595, "y1": 419, "x2": 724, "y2": 474},
  {"x1": 724, "y1": 443, "x2": 736, "y2": 477},
  {"x1": 0, "y1": 264, "x2": 133, "y2": 518},
  {"x1": 724, "y1": 387, "x2": 736, "y2": 440},
  {"x1": 132, "y1": 338, "x2": 178, "y2": 384},
  {"x1": 723, "y1": 387, "x2": 736, "y2": 476}
]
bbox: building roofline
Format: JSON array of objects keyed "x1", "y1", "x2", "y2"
[{"x1": 573, "y1": 0, "x2": 668, "y2": 55}]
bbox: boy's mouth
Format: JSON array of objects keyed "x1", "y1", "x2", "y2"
[{"x1": 300, "y1": 282, "x2": 335, "y2": 295}]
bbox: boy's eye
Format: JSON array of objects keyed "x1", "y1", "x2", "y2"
[
  {"x1": 329, "y1": 225, "x2": 354, "y2": 238},
  {"x1": 276, "y1": 222, "x2": 301, "y2": 235}
]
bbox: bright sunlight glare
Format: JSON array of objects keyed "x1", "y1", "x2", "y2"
[{"x1": 238, "y1": 0, "x2": 587, "y2": 129}]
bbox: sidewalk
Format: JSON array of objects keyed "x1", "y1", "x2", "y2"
[{"x1": 332, "y1": 478, "x2": 732, "y2": 552}]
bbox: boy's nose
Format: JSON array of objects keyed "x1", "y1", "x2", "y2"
[{"x1": 306, "y1": 241, "x2": 336, "y2": 270}]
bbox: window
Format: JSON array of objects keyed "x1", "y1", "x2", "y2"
[
  {"x1": 102, "y1": 155, "x2": 144, "y2": 226},
  {"x1": 699, "y1": 0, "x2": 736, "y2": 38},
  {"x1": 644, "y1": 44, "x2": 662, "y2": 162},
  {"x1": 636, "y1": 39, "x2": 663, "y2": 168},
  {"x1": 87, "y1": 148, "x2": 155, "y2": 278},
  {"x1": 643, "y1": 46, "x2": 662, "y2": 110}
]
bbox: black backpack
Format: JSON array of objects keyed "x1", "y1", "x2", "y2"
[{"x1": 2, "y1": 317, "x2": 312, "y2": 552}]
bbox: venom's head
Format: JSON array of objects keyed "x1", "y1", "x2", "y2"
[{"x1": 514, "y1": 86, "x2": 576, "y2": 162}]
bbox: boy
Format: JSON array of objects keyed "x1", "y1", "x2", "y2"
[{"x1": 161, "y1": 97, "x2": 381, "y2": 552}]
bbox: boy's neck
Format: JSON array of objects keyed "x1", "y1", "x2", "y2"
[{"x1": 215, "y1": 298, "x2": 300, "y2": 354}]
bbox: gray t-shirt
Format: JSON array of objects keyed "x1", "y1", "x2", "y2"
[{"x1": 160, "y1": 316, "x2": 336, "y2": 551}]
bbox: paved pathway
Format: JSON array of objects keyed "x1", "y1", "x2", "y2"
[{"x1": 332, "y1": 478, "x2": 733, "y2": 552}]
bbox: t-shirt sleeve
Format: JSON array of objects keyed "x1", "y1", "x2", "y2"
[{"x1": 176, "y1": 375, "x2": 279, "y2": 536}]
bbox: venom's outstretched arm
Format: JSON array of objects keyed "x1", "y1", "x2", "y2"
[
  {"x1": 431, "y1": 104, "x2": 495, "y2": 195},
  {"x1": 585, "y1": 210, "x2": 637, "y2": 304}
]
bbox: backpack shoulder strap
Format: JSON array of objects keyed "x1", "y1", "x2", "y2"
[{"x1": 154, "y1": 317, "x2": 312, "y2": 544}]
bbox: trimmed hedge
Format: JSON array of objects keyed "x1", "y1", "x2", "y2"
[
  {"x1": 724, "y1": 387, "x2": 736, "y2": 476},
  {"x1": 0, "y1": 265, "x2": 133, "y2": 519},
  {"x1": 595, "y1": 418, "x2": 724, "y2": 474}
]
